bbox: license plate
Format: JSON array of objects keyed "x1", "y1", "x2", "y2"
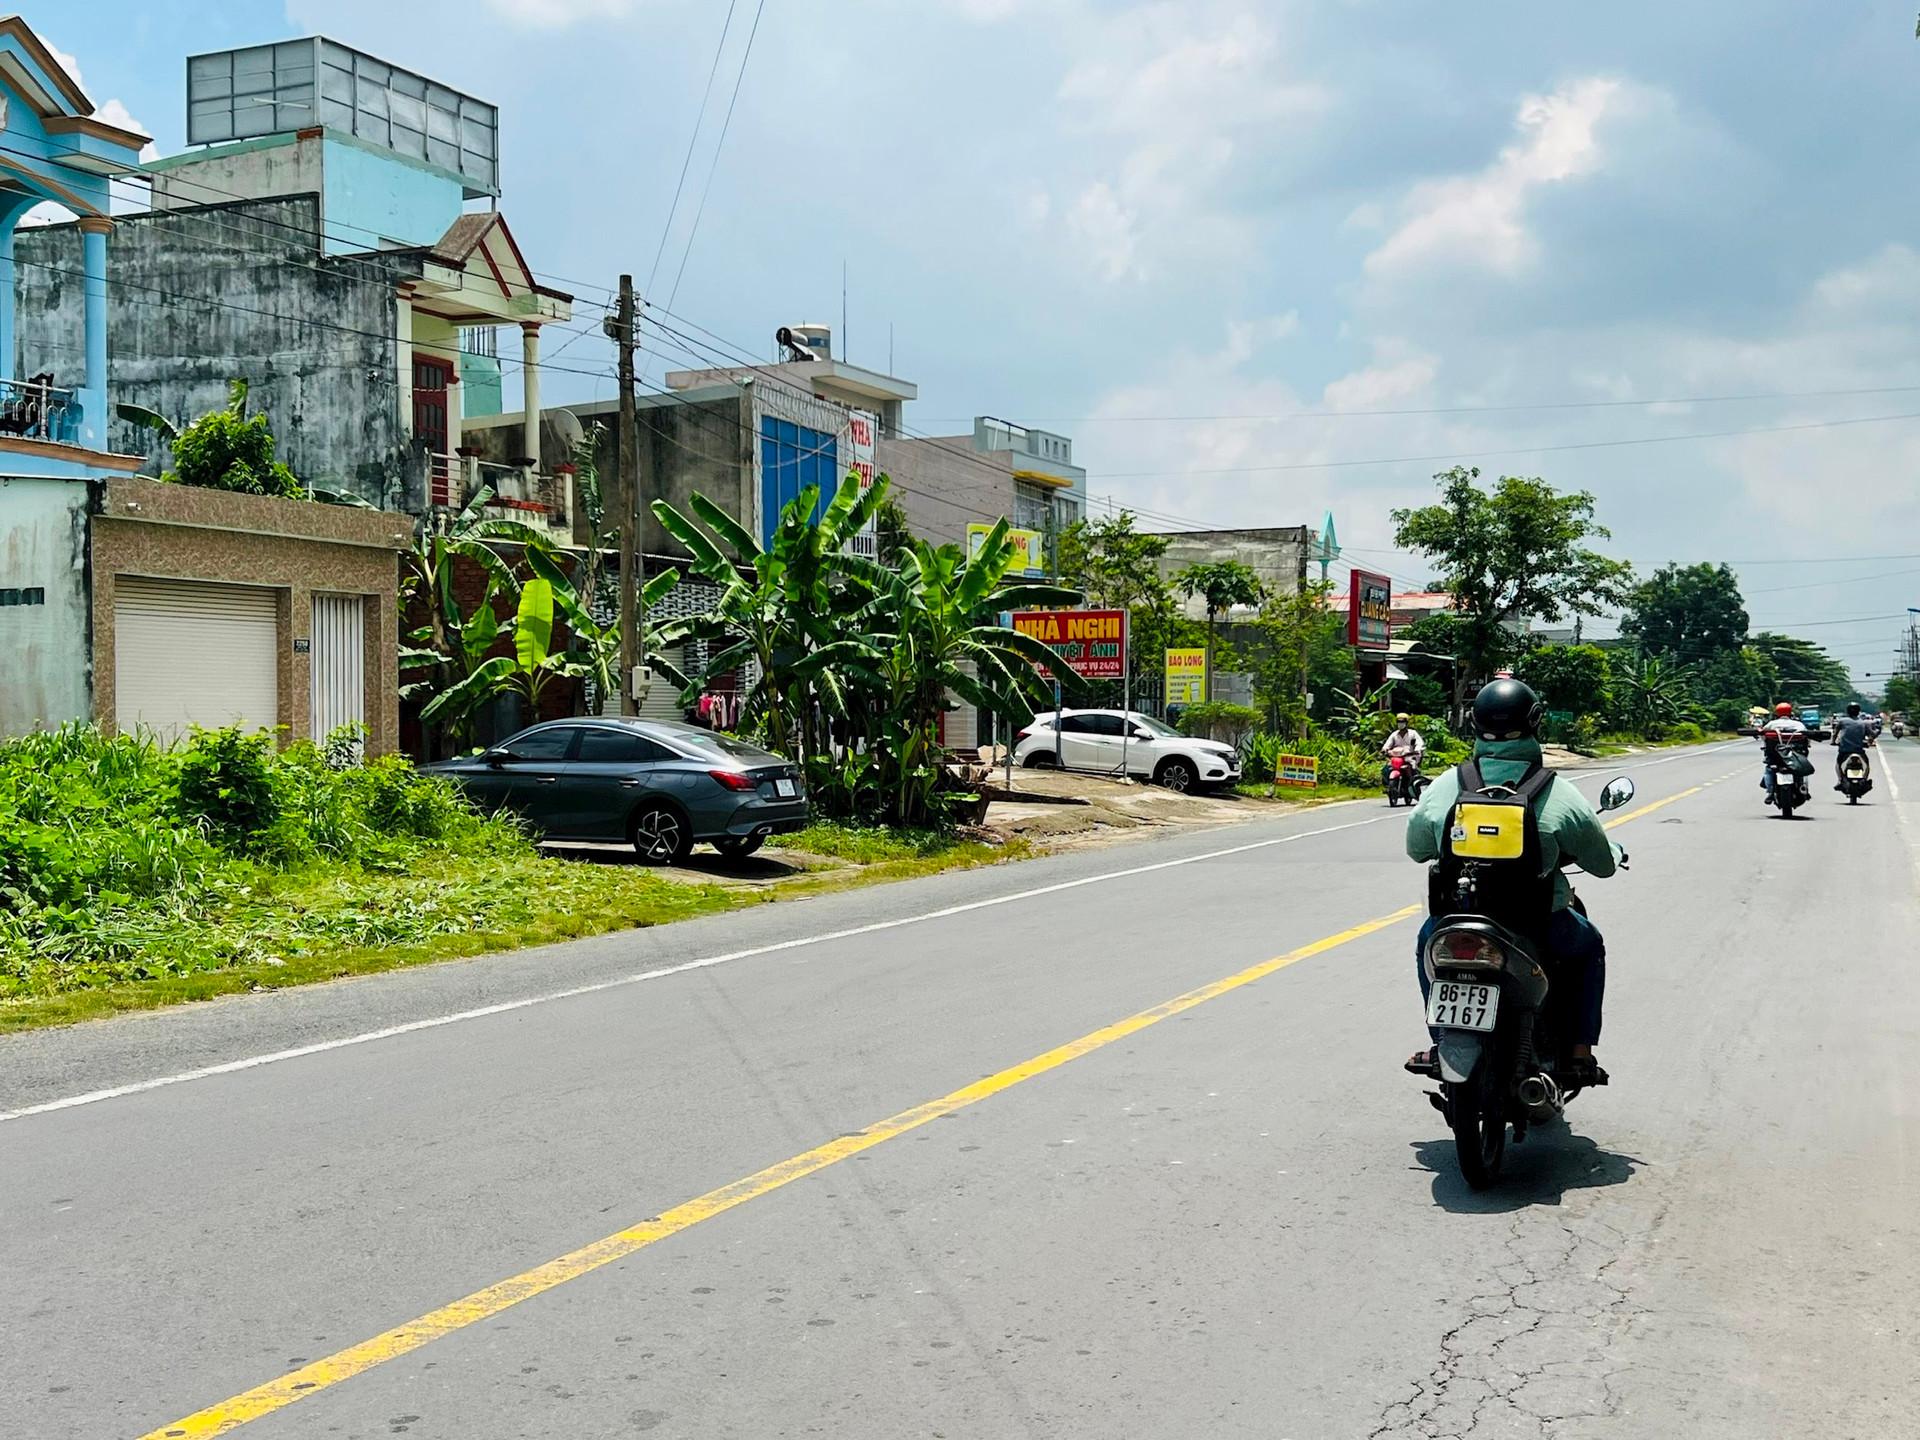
[
  {"x1": 774, "y1": 778, "x2": 797, "y2": 797},
  {"x1": 1427, "y1": 980, "x2": 1499, "y2": 1032},
  {"x1": 1774, "y1": 772, "x2": 1796, "y2": 786}
]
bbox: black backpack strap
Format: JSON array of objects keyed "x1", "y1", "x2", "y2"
[
  {"x1": 1455, "y1": 757, "x2": 1483, "y2": 794},
  {"x1": 1513, "y1": 764, "x2": 1556, "y2": 804}
]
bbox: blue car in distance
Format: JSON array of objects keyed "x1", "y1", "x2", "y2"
[{"x1": 426, "y1": 717, "x2": 808, "y2": 864}]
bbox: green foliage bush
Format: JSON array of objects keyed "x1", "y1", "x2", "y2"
[
  {"x1": 1174, "y1": 702, "x2": 1262, "y2": 742},
  {"x1": 0, "y1": 724, "x2": 517, "y2": 997},
  {"x1": 170, "y1": 406, "x2": 303, "y2": 498},
  {"x1": 1665, "y1": 721, "x2": 1706, "y2": 743}
]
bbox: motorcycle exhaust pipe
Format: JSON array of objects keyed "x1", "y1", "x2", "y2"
[{"x1": 1517, "y1": 1073, "x2": 1561, "y2": 1110}]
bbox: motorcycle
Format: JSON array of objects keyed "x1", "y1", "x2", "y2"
[
  {"x1": 1422, "y1": 775, "x2": 1635, "y2": 1190},
  {"x1": 1767, "y1": 745, "x2": 1812, "y2": 818},
  {"x1": 1839, "y1": 750, "x2": 1873, "y2": 804},
  {"x1": 1385, "y1": 753, "x2": 1429, "y2": 807}
]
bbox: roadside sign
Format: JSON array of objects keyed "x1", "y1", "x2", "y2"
[
  {"x1": 968, "y1": 523, "x2": 1045, "y2": 576},
  {"x1": 1165, "y1": 647, "x2": 1207, "y2": 704},
  {"x1": 1275, "y1": 753, "x2": 1319, "y2": 788},
  {"x1": 1349, "y1": 568, "x2": 1392, "y2": 650},
  {"x1": 1012, "y1": 608, "x2": 1127, "y2": 680}
]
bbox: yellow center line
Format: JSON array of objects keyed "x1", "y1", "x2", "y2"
[{"x1": 141, "y1": 771, "x2": 1711, "y2": 1438}]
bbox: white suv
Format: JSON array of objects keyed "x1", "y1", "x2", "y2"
[{"x1": 1013, "y1": 709, "x2": 1242, "y2": 792}]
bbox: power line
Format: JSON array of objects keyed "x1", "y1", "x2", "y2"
[
  {"x1": 915, "y1": 381, "x2": 1920, "y2": 424},
  {"x1": 1092, "y1": 410, "x2": 1920, "y2": 478},
  {"x1": 644, "y1": 0, "x2": 738, "y2": 301},
  {"x1": 665, "y1": 0, "x2": 765, "y2": 311}
]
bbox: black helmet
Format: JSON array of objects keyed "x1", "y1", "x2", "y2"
[
  {"x1": 1472, "y1": 677, "x2": 1546, "y2": 741},
  {"x1": 1848, "y1": 702, "x2": 1861, "y2": 717}
]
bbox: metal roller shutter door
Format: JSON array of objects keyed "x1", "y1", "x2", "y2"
[
  {"x1": 638, "y1": 645, "x2": 685, "y2": 723},
  {"x1": 115, "y1": 576, "x2": 279, "y2": 744}
]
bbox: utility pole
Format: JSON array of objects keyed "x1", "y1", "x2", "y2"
[{"x1": 610, "y1": 275, "x2": 642, "y2": 716}]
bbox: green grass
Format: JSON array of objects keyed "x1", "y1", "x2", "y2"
[
  {"x1": 0, "y1": 727, "x2": 1032, "y2": 1033},
  {"x1": 780, "y1": 821, "x2": 969, "y2": 865},
  {"x1": 1230, "y1": 781, "x2": 1380, "y2": 805}
]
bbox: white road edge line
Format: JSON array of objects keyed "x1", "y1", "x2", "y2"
[
  {"x1": 4, "y1": 814, "x2": 1393, "y2": 1123},
  {"x1": 0, "y1": 750, "x2": 1726, "y2": 1125}
]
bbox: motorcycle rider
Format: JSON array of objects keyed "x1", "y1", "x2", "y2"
[
  {"x1": 1831, "y1": 702, "x2": 1872, "y2": 789},
  {"x1": 1381, "y1": 712, "x2": 1426, "y2": 788},
  {"x1": 1404, "y1": 679, "x2": 1621, "y2": 1087},
  {"x1": 1759, "y1": 702, "x2": 1808, "y2": 800}
]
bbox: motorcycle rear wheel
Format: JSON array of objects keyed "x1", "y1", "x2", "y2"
[{"x1": 1446, "y1": 1063, "x2": 1508, "y2": 1190}]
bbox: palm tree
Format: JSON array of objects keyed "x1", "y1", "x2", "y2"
[{"x1": 1614, "y1": 653, "x2": 1694, "y2": 738}]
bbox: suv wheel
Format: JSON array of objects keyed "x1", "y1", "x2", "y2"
[
  {"x1": 631, "y1": 803, "x2": 692, "y2": 865},
  {"x1": 1156, "y1": 757, "x2": 1197, "y2": 792},
  {"x1": 1024, "y1": 749, "x2": 1060, "y2": 769}
]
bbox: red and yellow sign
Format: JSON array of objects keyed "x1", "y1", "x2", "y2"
[
  {"x1": 1012, "y1": 608, "x2": 1128, "y2": 680},
  {"x1": 1349, "y1": 568, "x2": 1392, "y2": 650}
]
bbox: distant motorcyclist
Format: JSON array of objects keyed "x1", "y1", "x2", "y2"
[
  {"x1": 1831, "y1": 702, "x2": 1873, "y2": 789},
  {"x1": 1404, "y1": 679, "x2": 1620, "y2": 1088},
  {"x1": 1381, "y1": 713, "x2": 1426, "y2": 785},
  {"x1": 1759, "y1": 702, "x2": 1809, "y2": 800}
]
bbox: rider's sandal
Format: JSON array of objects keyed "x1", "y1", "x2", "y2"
[{"x1": 1404, "y1": 1047, "x2": 1440, "y2": 1077}]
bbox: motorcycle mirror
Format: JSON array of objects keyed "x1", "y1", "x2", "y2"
[{"x1": 1598, "y1": 776, "x2": 1635, "y2": 812}]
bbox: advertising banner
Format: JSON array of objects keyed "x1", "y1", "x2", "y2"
[
  {"x1": 1275, "y1": 754, "x2": 1320, "y2": 788},
  {"x1": 968, "y1": 523, "x2": 1046, "y2": 576},
  {"x1": 1165, "y1": 647, "x2": 1207, "y2": 705},
  {"x1": 1349, "y1": 568, "x2": 1392, "y2": 649},
  {"x1": 1012, "y1": 609, "x2": 1128, "y2": 680}
]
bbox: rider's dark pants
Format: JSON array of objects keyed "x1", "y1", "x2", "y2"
[{"x1": 1415, "y1": 908, "x2": 1606, "y2": 1048}]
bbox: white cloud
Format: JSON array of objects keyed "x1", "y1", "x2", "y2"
[
  {"x1": 1038, "y1": 1, "x2": 1328, "y2": 282},
  {"x1": 40, "y1": 36, "x2": 157, "y2": 159},
  {"x1": 1321, "y1": 343, "x2": 1439, "y2": 410},
  {"x1": 1365, "y1": 76, "x2": 1627, "y2": 281},
  {"x1": 1066, "y1": 181, "x2": 1142, "y2": 283}
]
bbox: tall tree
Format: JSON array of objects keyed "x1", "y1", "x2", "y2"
[
  {"x1": 1249, "y1": 580, "x2": 1346, "y2": 737},
  {"x1": 1174, "y1": 559, "x2": 1265, "y2": 696},
  {"x1": 1517, "y1": 643, "x2": 1613, "y2": 718},
  {"x1": 1748, "y1": 633, "x2": 1857, "y2": 709},
  {"x1": 1056, "y1": 511, "x2": 1180, "y2": 702},
  {"x1": 1621, "y1": 562, "x2": 1749, "y2": 661},
  {"x1": 1392, "y1": 466, "x2": 1634, "y2": 690}
]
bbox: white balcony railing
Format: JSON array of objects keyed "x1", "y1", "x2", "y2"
[{"x1": 0, "y1": 374, "x2": 78, "y2": 444}]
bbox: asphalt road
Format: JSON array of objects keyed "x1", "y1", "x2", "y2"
[{"x1": 4, "y1": 740, "x2": 1917, "y2": 1440}]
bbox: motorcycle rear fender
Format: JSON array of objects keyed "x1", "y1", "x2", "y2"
[{"x1": 1437, "y1": 1033, "x2": 1485, "y2": 1085}]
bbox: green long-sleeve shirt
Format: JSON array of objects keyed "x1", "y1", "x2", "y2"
[{"x1": 1405, "y1": 739, "x2": 1618, "y2": 911}]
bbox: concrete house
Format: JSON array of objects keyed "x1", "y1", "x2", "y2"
[
  {"x1": 15, "y1": 36, "x2": 575, "y2": 538},
  {"x1": 0, "y1": 18, "x2": 409, "y2": 753}
]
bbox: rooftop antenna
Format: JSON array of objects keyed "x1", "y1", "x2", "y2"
[{"x1": 841, "y1": 259, "x2": 848, "y2": 365}]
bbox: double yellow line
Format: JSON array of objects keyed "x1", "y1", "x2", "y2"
[{"x1": 141, "y1": 776, "x2": 1709, "y2": 1438}]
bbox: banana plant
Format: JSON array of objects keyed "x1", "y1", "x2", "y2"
[
  {"x1": 651, "y1": 471, "x2": 889, "y2": 759},
  {"x1": 522, "y1": 546, "x2": 689, "y2": 713}
]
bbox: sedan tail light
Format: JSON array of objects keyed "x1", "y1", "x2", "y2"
[{"x1": 709, "y1": 769, "x2": 758, "y2": 792}]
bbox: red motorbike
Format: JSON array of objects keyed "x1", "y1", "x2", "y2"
[{"x1": 1386, "y1": 753, "x2": 1429, "y2": 807}]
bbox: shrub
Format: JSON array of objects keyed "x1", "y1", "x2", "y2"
[
  {"x1": 1175, "y1": 702, "x2": 1262, "y2": 743},
  {"x1": 174, "y1": 727, "x2": 282, "y2": 849},
  {"x1": 1666, "y1": 721, "x2": 1706, "y2": 743}
]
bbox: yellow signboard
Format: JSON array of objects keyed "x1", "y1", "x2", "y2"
[
  {"x1": 1165, "y1": 648, "x2": 1207, "y2": 705},
  {"x1": 1275, "y1": 754, "x2": 1319, "y2": 788},
  {"x1": 967, "y1": 523, "x2": 1045, "y2": 576}
]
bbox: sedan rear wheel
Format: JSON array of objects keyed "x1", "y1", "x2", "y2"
[{"x1": 631, "y1": 803, "x2": 692, "y2": 865}]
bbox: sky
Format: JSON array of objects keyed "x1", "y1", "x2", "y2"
[{"x1": 43, "y1": 0, "x2": 1920, "y2": 684}]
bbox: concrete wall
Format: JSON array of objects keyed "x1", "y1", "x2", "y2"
[
  {"x1": 147, "y1": 136, "x2": 321, "y2": 221},
  {"x1": 320, "y1": 134, "x2": 462, "y2": 254},
  {"x1": 15, "y1": 197, "x2": 419, "y2": 509},
  {"x1": 876, "y1": 434, "x2": 1012, "y2": 550},
  {"x1": 1152, "y1": 526, "x2": 1312, "y2": 619},
  {"x1": 147, "y1": 133, "x2": 463, "y2": 256},
  {"x1": 89, "y1": 478, "x2": 409, "y2": 754},
  {"x1": 0, "y1": 476, "x2": 93, "y2": 737}
]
